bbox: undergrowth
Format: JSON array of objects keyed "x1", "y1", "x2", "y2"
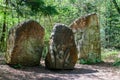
[{"x1": 101, "y1": 48, "x2": 120, "y2": 67}]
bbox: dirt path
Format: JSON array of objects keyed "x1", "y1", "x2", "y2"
[{"x1": 0, "y1": 57, "x2": 120, "y2": 80}]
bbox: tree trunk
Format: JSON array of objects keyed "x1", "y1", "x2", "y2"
[
  {"x1": 48, "y1": 15, "x2": 53, "y2": 30},
  {"x1": 0, "y1": 0, "x2": 7, "y2": 51}
]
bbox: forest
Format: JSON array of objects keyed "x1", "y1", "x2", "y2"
[{"x1": 0, "y1": 0, "x2": 120, "y2": 80}]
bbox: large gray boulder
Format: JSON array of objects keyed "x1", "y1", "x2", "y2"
[
  {"x1": 5, "y1": 20, "x2": 45, "y2": 66},
  {"x1": 45, "y1": 23, "x2": 78, "y2": 69},
  {"x1": 70, "y1": 13, "x2": 101, "y2": 63}
]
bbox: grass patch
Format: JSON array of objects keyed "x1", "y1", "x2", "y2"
[
  {"x1": 101, "y1": 48, "x2": 119, "y2": 60},
  {"x1": 113, "y1": 58, "x2": 120, "y2": 67},
  {"x1": 101, "y1": 48, "x2": 120, "y2": 67},
  {"x1": 79, "y1": 58, "x2": 102, "y2": 64},
  {"x1": 79, "y1": 52, "x2": 102, "y2": 64}
]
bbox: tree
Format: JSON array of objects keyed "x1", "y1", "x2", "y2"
[
  {"x1": 112, "y1": 0, "x2": 120, "y2": 14},
  {"x1": 0, "y1": 0, "x2": 58, "y2": 51},
  {"x1": 0, "y1": 0, "x2": 8, "y2": 51},
  {"x1": 104, "y1": 0, "x2": 120, "y2": 48}
]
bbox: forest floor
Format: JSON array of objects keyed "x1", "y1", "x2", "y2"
[{"x1": 0, "y1": 54, "x2": 120, "y2": 80}]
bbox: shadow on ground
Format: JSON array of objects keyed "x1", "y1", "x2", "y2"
[
  {"x1": 0, "y1": 56, "x2": 120, "y2": 80},
  {"x1": 17, "y1": 66, "x2": 98, "y2": 75}
]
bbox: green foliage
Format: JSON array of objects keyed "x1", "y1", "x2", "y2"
[
  {"x1": 23, "y1": 0, "x2": 45, "y2": 12},
  {"x1": 0, "y1": 0, "x2": 120, "y2": 64},
  {"x1": 113, "y1": 58, "x2": 120, "y2": 67},
  {"x1": 23, "y1": 0, "x2": 58, "y2": 16},
  {"x1": 79, "y1": 58, "x2": 102, "y2": 64},
  {"x1": 42, "y1": 46, "x2": 48, "y2": 59},
  {"x1": 10, "y1": 64, "x2": 23, "y2": 69},
  {"x1": 101, "y1": 48, "x2": 120, "y2": 67},
  {"x1": 101, "y1": 48, "x2": 119, "y2": 59},
  {"x1": 79, "y1": 53, "x2": 102, "y2": 64},
  {"x1": 103, "y1": 0, "x2": 120, "y2": 48},
  {"x1": 69, "y1": 0, "x2": 76, "y2": 4}
]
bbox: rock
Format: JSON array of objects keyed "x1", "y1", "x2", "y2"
[
  {"x1": 70, "y1": 13, "x2": 101, "y2": 63},
  {"x1": 45, "y1": 23, "x2": 78, "y2": 69},
  {"x1": 5, "y1": 20, "x2": 45, "y2": 66}
]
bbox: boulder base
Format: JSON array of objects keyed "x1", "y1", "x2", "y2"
[
  {"x1": 5, "y1": 20, "x2": 44, "y2": 66},
  {"x1": 45, "y1": 24, "x2": 78, "y2": 69}
]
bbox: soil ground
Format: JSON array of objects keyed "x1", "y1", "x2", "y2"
[{"x1": 0, "y1": 56, "x2": 120, "y2": 80}]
